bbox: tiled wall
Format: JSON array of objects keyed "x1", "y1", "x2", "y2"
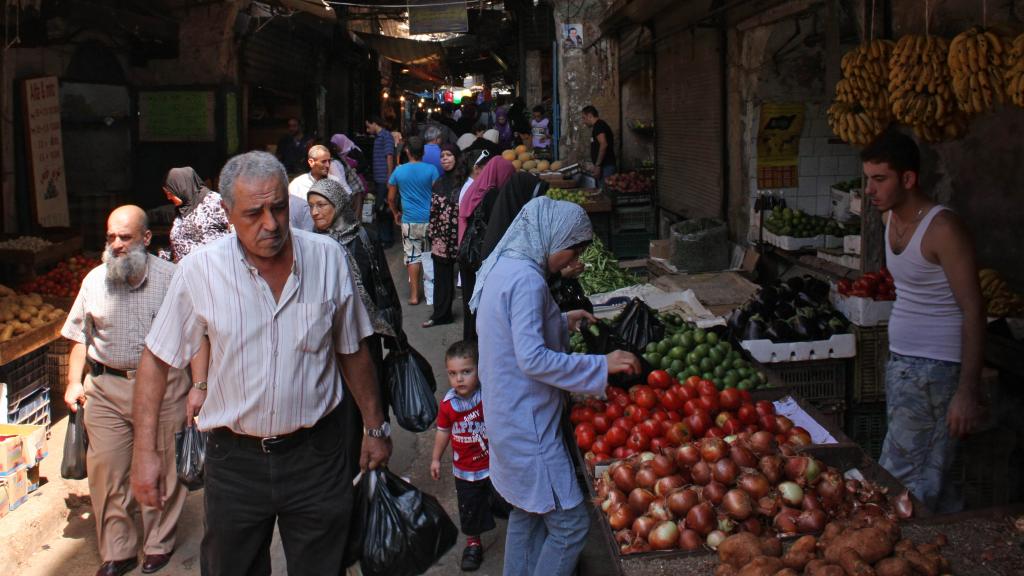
[{"x1": 747, "y1": 103, "x2": 862, "y2": 218}]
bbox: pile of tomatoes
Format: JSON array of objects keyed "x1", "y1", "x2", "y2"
[
  {"x1": 836, "y1": 268, "x2": 894, "y2": 301},
  {"x1": 20, "y1": 255, "x2": 100, "y2": 299},
  {"x1": 572, "y1": 370, "x2": 812, "y2": 464}
]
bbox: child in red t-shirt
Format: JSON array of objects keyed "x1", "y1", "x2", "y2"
[{"x1": 430, "y1": 340, "x2": 510, "y2": 572}]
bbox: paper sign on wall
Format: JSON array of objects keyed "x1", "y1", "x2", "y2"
[
  {"x1": 22, "y1": 77, "x2": 70, "y2": 228},
  {"x1": 757, "y1": 103, "x2": 805, "y2": 189}
]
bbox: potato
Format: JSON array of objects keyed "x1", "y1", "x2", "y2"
[
  {"x1": 517, "y1": 152, "x2": 532, "y2": 162},
  {"x1": 0, "y1": 325, "x2": 14, "y2": 341},
  {"x1": 512, "y1": 160, "x2": 522, "y2": 170},
  {"x1": 716, "y1": 564, "x2": 739, "y2": 576},
  {"x1": 893, "y1": 540, "x2": 915, "y2": 554},
  {"x1": 718, "y1": 533, "x2": 764, "y2": 569},
  {"x1": 17, "y1": 310, "x2": 32, "y2": 322},
  {"x1": 824, "y1": 527, "x2": 893, "y2": 564},
  {"x1": 782, "y1": 535, "x2": 817, "y2": 571},
  {"x1": 804, "y1": 561, "x2": 845, "y2": 576},
  {"x1": 515, "y1": 144, "x2": 527, "y2": 154},
  {"x1": 28, "y1": 317, "x2": 45, "y2": 328},
  {"x1": 774, "y1": 570, "x2": 799, "y2": 576},
  {"x1": 738, "y1": 557, "x2": 784, "y2": 576},
  {"x1": 837, "y1": 548, "x2": 876, "y2": 576},
  {"x1": 897, "y1": 549, "x2": 938, "y2": 576},
  {"x1": 501, "y1": 150, "x2": 517, "y2": 161},
  {"x1": 549, "y1": 160, "x2": 563, "y2": 170},
  {"x1": 523, "y1": 160, "x2": 537, "y2": 170},
  {"x1": 874, "y1": 557, "x2": 912, "y2": 576},
  {"x1": 761, "y1": 537, "x2": 784, "y2": 558},
  {"x1": 537, "y1": 160, "x2": 550, "y2": 171}
]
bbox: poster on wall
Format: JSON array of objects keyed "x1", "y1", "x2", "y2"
[
  {"x1": 22, "y1": 77, "x2": 70, "y2": 228},
  {"x1": 138, "y1": 91, "x2": 215, "y2": 142},
  {"x1": 756, "y1": 103, "x2": 805, "y2": 189},
  {"x1": 409, "y1": 0, "x2": 467, "y2": 34},
  {"x1": 562, "y1": 24, "x2": 583, "y2": 51}
]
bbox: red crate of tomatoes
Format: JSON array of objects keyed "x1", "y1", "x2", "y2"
[
  {"x1": 572, "y1": 370, "x2": 814, "y2": 467},
  {"x1": 831, "y1": 269, "x2": 895, "y2": 327}
]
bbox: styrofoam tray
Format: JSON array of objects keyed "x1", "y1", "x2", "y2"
[
  {"x1": 844, "y1": 235, "x2": 861, "y2": 255},
  {"x1": 830, "y1": 290, "x2": 893, "y2": 326},
  {"x1": 824, "y1": 235, "x2": 844, "y2": 249},
  {"x1": 740, "y1": 333, "x2": 856, "y2": 363},
  {"x1": 763, "y1": 230, "x2": 824, "y2": 251}
]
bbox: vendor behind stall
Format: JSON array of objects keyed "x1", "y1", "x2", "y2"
[{"x1": 861, "y1": 131, "x2": 984, "y2": 514}]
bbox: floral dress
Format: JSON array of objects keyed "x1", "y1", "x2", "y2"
[
  {"x1": 170, "y1": 192, "x2": 231, "y2": 262},
  {"x1": 427, "y1": 174, "x2": 461, "y2": 260}
]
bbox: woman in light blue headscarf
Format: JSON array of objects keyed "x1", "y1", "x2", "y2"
[{"x1": 471, "y1": 196, "x2": 640, "y2": 576}]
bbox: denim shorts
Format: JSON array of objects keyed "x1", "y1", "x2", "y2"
[{"x1": 878, "y1": 352, "x2": 962, "y2": 513}]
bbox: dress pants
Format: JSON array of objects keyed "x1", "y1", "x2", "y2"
[
  {"x1": 83, "y1": 368, "x2": 190, "y2": 561},
  {"x1": 461, "y1": 266, "x2": 478, "y2": 341},
  {"x1": 431, "y1": 256, "x2": 456, "y2": 324},
  {"x1": 201, "y1": 408, "x2": 356, "y2": 576}
]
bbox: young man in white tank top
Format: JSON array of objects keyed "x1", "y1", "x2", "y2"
[{"x1": 861, "y1": 131, "x2": 984, "y2": 513}]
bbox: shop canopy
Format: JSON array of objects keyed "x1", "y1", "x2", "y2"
[{"x1": 353, "y1": 32, "x2": 444, "y2": 66}]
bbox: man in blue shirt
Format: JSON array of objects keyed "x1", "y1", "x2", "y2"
[
  {"x1": 422, "y1": 126, "x2": 444, "y2": 175},
  {"x1": 388, "y1": 136, "x2": 440, "y2": 305},
  {"x1": 366, "y1": 115, "x2": 396, "y2": 247}
]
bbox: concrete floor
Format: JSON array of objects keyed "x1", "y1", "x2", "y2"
[{"x1": 0, "y1": 243, "x2": 508, "y2": 576}]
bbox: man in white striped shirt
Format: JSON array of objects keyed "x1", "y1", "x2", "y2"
[{"x1": 131, "y1": 151, "x2": 391, "y2": 576}]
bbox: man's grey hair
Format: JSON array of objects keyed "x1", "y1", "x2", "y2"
[
  {"x1": 219, "y1": 151, "x2": 287, "y2": 209},
  {"x1": 308, "y1": 144, "x2": 330, "y2": 159},
  {"x1": 423, "y1": 126, "x2": 442, "y2": 143}
]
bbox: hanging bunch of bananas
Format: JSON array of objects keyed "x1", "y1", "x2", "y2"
[
  {"x1": 979, "y1": 268, "x2": 1024, "y2": 317},
  {"x1": 948, "y1": 27, "x2": 1010, "y2": 115},
  {"x1": 1006, "y1": 33, "x2": 1024, "y2": 107},
  {"x1": 827, "y1": 39, "x2": 894, "y2": 146},
  {"x1": 888, "y1": 35, "x2": 966, "y2": 142}
]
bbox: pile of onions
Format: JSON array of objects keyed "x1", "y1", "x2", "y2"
[{"x1": 593, "y1": 434, "x2": 901, "y2": 555}]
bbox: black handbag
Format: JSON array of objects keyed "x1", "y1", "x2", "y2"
[
  {"x1": 457, "y1": 201, "x2": 488, "y2": 272},
  {"x1": 359, "y1": 229, "x2": 402, "y2": 334}
]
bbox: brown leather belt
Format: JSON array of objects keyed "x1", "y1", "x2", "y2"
[{"x1": 209, "y1": 407, "x2": 340, "y2": 454}]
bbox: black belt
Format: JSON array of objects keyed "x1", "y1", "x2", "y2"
[
  {"x1": 210, "y1": 407, "x2": 340, "y2": 455},
  {"x1": 89, "y1": 360, "x2": 135, "y2": 379}
]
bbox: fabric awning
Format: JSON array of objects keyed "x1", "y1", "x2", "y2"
[
  {"x1": 271, "y1": 0, "x2": 337, "y2": 22},
  {"x1": 354, "y1": 32, "x2": 444, "y2": 66}
]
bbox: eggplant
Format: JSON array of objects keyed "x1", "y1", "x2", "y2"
[
  {"x1": 728, "y1": 308, "x2": 749, "y2": 335},
  {"x1": 828, "y1": 317, "x2": 848, "y2": 334},
  {"x1": 767, "y1": 318, "x2": 797, "y2": 343},
  {"x1": 796, "y1": 306, "x2": 817, "y2": 319},
  {"x1": 743, "y1": 315, "x2": 768, "y2": 341},
  {"x1": 785, "y1": 276, "x2": 805, "y2": 293},
  {"x1": 795, "y1": 291, "x2": 820, "y2": 308},
  {"x1": 815, "y1": 316, "x2": 833, "y2": 337},
  {"x1": 789, "y1": 316, "x2": 820, "y2": 340},
  {"x1": 803, "y1": 276, "x2": 830, "y2": 301},
  {"x1": 759, "y1": 285, "x2": 779, "y2": 306},
  {"x1": 773, "y1": 302, "x2": 796, "y2": 321}
]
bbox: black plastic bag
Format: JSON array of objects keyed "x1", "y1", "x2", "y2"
[
  {"x1": 357, "y1": 468, "x2": 458, "y2": 576},
  {"x1": 174, "y1": 423, "x2": 207, "y2": 491},
  {"x1": 384, "y1": 339, "x2": 438, "y2": 432},
  {"x1": 550, "y1": 276, "x2": 593, "y2": 314},
  {"x1": 60, "y1": 406, "x2": 88, "y2": 480},
  {"x1": 612, "y1": 298, "x2": 665, "y2": 352},
  {"x1": 579, "y1": 319, "x2": 651, "y2": 388}
]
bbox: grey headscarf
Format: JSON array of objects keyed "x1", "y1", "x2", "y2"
[
  {"x1": 165, "y1": 167, "x2": 211, "y2": 218},
  {"x1": 308, "y1": 178, "x2": 395, "y2": 337},
  {"x1": 469, "y1": 196, "x2": 592, "y2": 312}
]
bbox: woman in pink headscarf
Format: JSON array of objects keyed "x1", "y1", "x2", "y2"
[
  {"x1": 328, "y1": 133, "x2": 368, "y2": 222},
  {"x1": 457, "y1": 156, "x2": 516, "y2": 340}
]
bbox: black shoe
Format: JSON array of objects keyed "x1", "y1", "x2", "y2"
[
  {"x1": 461, "y1": 544, "x2": 483, "y2": 571},
  {"x1": 95, "y1": 558, "x2": 139, "y2": 576}
]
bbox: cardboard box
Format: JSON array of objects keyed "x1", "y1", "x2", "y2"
[
  {"x1": 2, "y1": 466, "x2": 29, "y2": 511},
  {"x1": 649, "y1": 239, "x2": 671, "y2": 260},
  {"x1": 0, "y1": 424, "x2": 47, "y2": 468},
  {"x1": 0, "y1": 434, "x2": 23, "y2": 476}
]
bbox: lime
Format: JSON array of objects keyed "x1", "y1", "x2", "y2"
[
  {"x1": 686, "y1": 351, "x2": 700, "y2": 366},
  {"x1": 669, "y1": 359, "x2": 684, "y2": 373},
  {"x1": 737, "y1": 379, "x2": 752, "y2": 391},
  {"x1": 708, "y1": 348, "x2": 724, "y2": 366},
  {"x1": 657, "y1": 340, "x2": 670, "y2": 354},
  {"x1": 645, "y1": 342, "x2": 659, "y2": 354},
  {"x1": 713, "y1": 365, "x2": 727, "y2": 379},
  {"x1": 699, "y1": 357, "x2": 715, "y2": 372},
  {"x1": 702, "y1": 371, "x2": 715, "y2": 381},
  {"x1": 647, "y1": 352, "x2": 662, "y2": 366},
  {"x1": 669, "y1": 346, "x2": 685, "y2": 360},
  {"x1": 694, "y1": 344, "x2": 710, "y2": 359},
  {"x1": 706, "y1": 332, "x2": 719, "y2": 345},
  {"x1": 681, "y1": 367, "x2": 696, "y2": 380},
  {"x1": 692, "y1": 329, "x2": 707, "y2": 344},
  {"x1": 680, "y1": 332, "x2": 695, "y2": 349}
]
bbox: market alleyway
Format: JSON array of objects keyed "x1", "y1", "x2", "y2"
[{"x1": 0, "y1": 244, "x2": 509, "y2": 575}]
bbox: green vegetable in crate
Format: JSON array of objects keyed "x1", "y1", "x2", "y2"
[
  {"x1": 764, "y1": 207, "x2": 841, "y2": 238},
  {"x1": 578, "y1": 237, "x2": 641, "y2": 295},
  {"x1": 547, "y1": 187, "x2": 587, "y2": 205},
  {"x1": 641, "y1": 318, "x2": 767, "y2": 390}
]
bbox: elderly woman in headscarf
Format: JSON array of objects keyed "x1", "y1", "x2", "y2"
[
  {"x1": 306, "y1": 178, "x2": 402, "y2": 462},
  {"x1": 494, "y1": 106, "x2": 515, "y2": 150},
  {"x1": 456, "y1": 156, "x2": 516, "y2": 341},
  {"x1": 471, "y1": 197, "x2": 640, "y2": 576},
  {"x1": 423, "y1": 144, "x2": 466, "y2": 328},
  {"x1": 162, "y1": 167, "x2": 231, "y2": 263}
]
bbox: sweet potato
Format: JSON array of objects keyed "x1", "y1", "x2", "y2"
[
  {"x1": 774, "y1": 569, "x2": 799, "y2": 576},
  {"x1": 874, "y1": 557, "x2": 912, "y2": 576},
  {"x1": 716, "y1": 564, "x2": 739, "y2": 576},
  {"x1": 837, "y1": 548, "x2": 876, "y2": 576},
  {"x1": 898, "y1": 549, "x2": 939, "y2": 576},
  {"x1": 823, "y1": 527, "x2": 893, "y2": 564},
  {"x1": 761, "y1": 536, "x2": 784, "y2": 558},
  {"x1": 782, "y1": 535, "x2": 818, "y2": 571},
  {"x1": 804, "y1": 560, "x2": 845, "y2": 576},
  {"x1": 719, "y1": 533, "x2": 765, "y2": 569},
  {"x1": 737, "y1": 556, "x2": 785, "y2": 576}
]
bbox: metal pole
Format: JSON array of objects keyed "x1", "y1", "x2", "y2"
[{"x1": 552, "y1": 39, "x2": 560, "y2": 161}]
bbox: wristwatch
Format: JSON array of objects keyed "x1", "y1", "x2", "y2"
[
  {"x1": 193, "y1": 381, "x2": 208, "y2": 391},
  {"x1": 365, "y1": 422, "x2": 391, "y2": 439}
]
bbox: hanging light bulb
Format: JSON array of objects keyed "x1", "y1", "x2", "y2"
[{"x1": 400, "y1": 95, "x2": 405, "y2": 102}]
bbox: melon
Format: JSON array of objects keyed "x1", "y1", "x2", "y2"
[
  {"x1": 512, "y1": 160, "x2": 523, "y2": 170},
  {"x1": 501, "y1": 150, "x2": 517, "y2": 161},
  {"x1": 517, "y1": 152, "x2": 532, "y2": 162},
  {"x1": 515, "y1": 144, "x2": 528, "y2": 154},
  {"x1": 549, "y1": 160, "x2": 563, "y2": 170},
  {"x1": 536, "y1": 160, "x2": 550, "y2": 171},
  {"x1": 523, "y1": 160, "x2": 538, "y2": 170}
]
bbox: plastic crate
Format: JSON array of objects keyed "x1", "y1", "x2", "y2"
[
  {"x1": 9, "y1": 385, "x2": 49, "y2": 425},
  {"x1": 949, "y1": 426, "x2": 1018, "y2": 510},
  {"x1": 17, "y1": 397, "x2": 50, "y2": 427},
  {"x1": 760, "y1": 359, "x2": 849, "y2": 404},
  {"x1": 0, "y1": 349, "x2": 47, "y2": 393},
  {"x1": 814, "y1": 400, "x2": 846, "y2": 433},
  {"x1": 845, "y1": 402, "x2": 887, "y2": 461},
  {"x1": 852, "y1": 324, "x2": 889, "y2": 403},
  {"x1": 606, "y1": 190, "x2": 653, "y2": 207},
  {"x1": 612, "y1": 205, "x2": 654, "y2": 233},
  {"x1": 611, "y1": 231, "x2": 651, "y2": 260}
]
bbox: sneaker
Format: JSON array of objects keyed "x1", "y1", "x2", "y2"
[{"x1": 460, "y1": 544, "x2": 483, "y2": 572}]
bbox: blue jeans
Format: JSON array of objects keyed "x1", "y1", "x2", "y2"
[
  {"x1": 373, "y1": 181, "x2": 394, "y2": 245},
  {"x1": 597, "y1": 164, "x2": 616, "y2": 187},
  {"x1": 878, "y1": 352, "x2": 962, "y2": 513},
  {"x1": 502, "y1": 502, "x2": 590, "y2": 576}
]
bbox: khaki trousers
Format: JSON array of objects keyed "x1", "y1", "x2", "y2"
[{"x1": 83, "y1": 368, "x2": 190, "y2": 561}]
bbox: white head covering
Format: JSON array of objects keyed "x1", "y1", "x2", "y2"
[
  {"x1": 457, "y1": 133, "x2": 477, "y2": 151},
  {"x1": 482, "y1": 129, "x2": 500, "y2": 144},
  {"x1": 469, "y1": 196, "x2": 592, "y2": 312}
]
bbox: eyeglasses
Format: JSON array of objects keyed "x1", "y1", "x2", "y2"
[{"x1": 308, "y1": 201, "x2": 333, "y2": 212}]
